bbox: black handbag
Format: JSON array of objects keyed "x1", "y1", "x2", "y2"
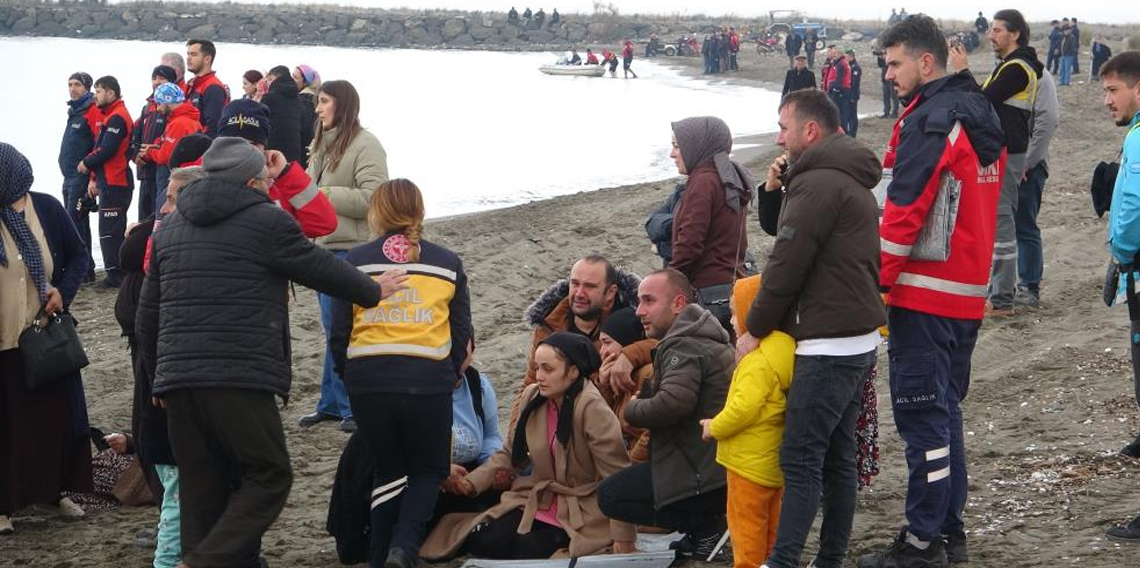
[{"x1": 18, "y1": 307, "x2": 89, "y2": 389}]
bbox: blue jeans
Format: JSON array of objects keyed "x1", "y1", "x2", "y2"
[
  {"x1": 316, "y1": 250, "x2": 353, "y2": 420},
  {"x1": 887, "y1": 307, "x2": 979, "y2": 542},
  {"x1": 1060, "y1": 55, "x2": 1074, "y2": 85},
  {"x1": 1016, "y1": 161, "x2": 1048, "y2": 292},
  {"x1": 766, "y1": 350, "x2": 875, "y2": 568}
]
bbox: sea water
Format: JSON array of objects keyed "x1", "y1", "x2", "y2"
[{"x1": 0, "y1": 36, "x2": 780, "y2": 267}]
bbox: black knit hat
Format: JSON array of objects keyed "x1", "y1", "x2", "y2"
[
  {"x1": 169, "y1": 133, "x2": 212, "y2": 168},
  {"x1": 217, "y1": 99, "x2": 271, "y2": 146},
  {"x1": 600, "y1": 307, "x2": 645, "y2": 347},
  {"x1": 152, "y1": 65, "x2": 178, "y2": 84},
  {"x1": 68, "y1": 72, "x2": 93, "y2": 91}
]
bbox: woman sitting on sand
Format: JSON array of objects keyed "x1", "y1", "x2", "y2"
[{"x1": 420, "y1": 332, "x2": 637, "y2": 560}]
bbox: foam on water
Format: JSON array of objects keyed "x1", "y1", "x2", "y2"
[{"x1": 0, "y1": 37, "x2": 781, "y2": 267}]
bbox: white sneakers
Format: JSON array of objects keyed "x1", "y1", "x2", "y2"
[{"x1": 58, "y1": 496, "x2": 85, "y2": 518}]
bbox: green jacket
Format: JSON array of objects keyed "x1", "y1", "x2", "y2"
[
  {"x1": 307, "y1": 126, "x2": 389, "y2": 250},
  {"x1": 625, "y1": 304, "x2": 733, "y2": 508}
]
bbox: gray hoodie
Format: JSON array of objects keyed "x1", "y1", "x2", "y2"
[
  {"x1": 1025, "y1": 69, "x2": 1060, "y2": 173},
  {"x1": 625, "y1": 304, "x2": 733, "y2": 508}
]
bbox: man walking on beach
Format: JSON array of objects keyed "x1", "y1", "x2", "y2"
[
  {"x1": 846, "y1": 49, "x2": 863, "y2": 137},
  {"x1": 79, "y1": 75, "x2": 134, "y2": 288},
  {"x1": 858, "y1": 16, "x2": 1004, "y2": 567},
  {"x1": 785, "y1": 31, "x2": 803, "y2": 69},
  {"x1": 1098, "y1": 53, "x2": 1140, "y2": 469},
  {"x1": 741, "y1": 88, "x2": 885, "y2": 568},
  {"x1": 878, "y1": 50, "x2": 900, "y2": 118},
  {"x1": 137, "y1": 137, "x2": 397, "y2": 568},
  {"x1": 782, "y1": 55, "x2": 816, "y2": 99},
  {"x1": 1013, "y1": 68, "x2": 1059, "y2": 309},
  {"x1": 59, "y1": 71, "x2": 99, "y2": 282},
  {"x1": 823, "y1": 46, "x2": 852, "y2": 137},
  {"x1": 186, "y1": 39, "x2": 229, "y2": 138},
  {"x1": 950, "y1": 9, "x2": 1042, "y2": 316}
]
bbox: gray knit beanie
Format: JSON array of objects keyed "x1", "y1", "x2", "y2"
[{"x1": 202, "y1": 137, "x2": 266, "y2": 185}]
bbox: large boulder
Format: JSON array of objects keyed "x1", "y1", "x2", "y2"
[
  {"x1": 500, "y1": 24, "x2": 520, "y2": 41},
  {"x1": 187, "y1": 23, "x2": 217, "y2": 38},
  {"x1": 443, "y1": 17, "x2": 466, "y2": 41},
  {"x1": 524, "y1": 29, "x2": 556, "y2": 44},
  {"x1": 177, "y1": 16, "x2": 207, "y2": 33},
  {"x1": 565, "y1": 23, "x2": 588, "y2": 42},
  {"x1": 351, "y1": 18, "x2": 369, "y2": 31},
  {"x1": 469, "y1": 25, "x2": 497, "y2": 41},
  {"x1": 11, "y1": 16, "x2": 35, "y2": 33},
  {"x1": 449, "y1": 33, "x2": 476, "y2": 47}
]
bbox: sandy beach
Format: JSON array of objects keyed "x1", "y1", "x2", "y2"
[{"x1": 4, "y1": 39, "x2": 1140, "y2": 568}]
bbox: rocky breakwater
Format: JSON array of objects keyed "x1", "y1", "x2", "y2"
[{"x1": 0, "y1": 1, "x2": 766, "y2": 50}]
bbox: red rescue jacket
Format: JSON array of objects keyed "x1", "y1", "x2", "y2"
[
  {"x1": 146, "y1": 103, "x2": 204, "y2": 166},
  {"x1": 83, "y1": 98, "x2": 134, "y2": 189},
  {"x1": 268, "y1": 162, "x2": 337, "y2": 238},
  {"x1": 879, "y1": 74, "x2": 1007, "y2": 320}
]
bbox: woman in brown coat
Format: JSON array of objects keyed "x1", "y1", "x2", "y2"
[{"x1": 420, "y1": 332, "x2": 637, "y2": 560}]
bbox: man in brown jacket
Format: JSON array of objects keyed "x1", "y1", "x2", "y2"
[
  {"x1": 598, "y1": 269, "x2": 734, "y2": 561},
  {"x1": 741, "y1": 89, "x2": 885, "y2": 568},
  {"x1": 507, "y1": 255, "x2": 654, "y2": 431}
]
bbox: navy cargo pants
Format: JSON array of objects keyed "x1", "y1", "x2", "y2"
[{"x1": 887, "y1": 306, "x2": 979, "y2": 542}]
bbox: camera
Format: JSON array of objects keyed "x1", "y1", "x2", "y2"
[{"x1": 77, "y1": 195, "x2": 99, "y2": 214}]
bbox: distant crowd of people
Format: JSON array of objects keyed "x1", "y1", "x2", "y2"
[
  {"x1": 508, "y1": 6, "x2": 560, "y2": 29},
  {"x1": 4, "y1": 8, "x2": 1140, "y2": 568}
]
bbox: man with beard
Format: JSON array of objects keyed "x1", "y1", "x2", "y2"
[
  {"x1": 185, "y1": 39, "x2": 230, "y2": 137},
  {"x1": 1100, "y1": 53, "x2": 1140, "y2": 472},
  {"x1": 743, "y1": 88, "x2": 885, "y2": 568},
  {"x1": 859, "y1": 15, "x2": 1004, "y2": 567},
  {"x1": 507, "y1": 255, "x2": 653, "y2": 431},
  {"x1": 950, "y1": 9, "x2": 1043, "y2": 316}
]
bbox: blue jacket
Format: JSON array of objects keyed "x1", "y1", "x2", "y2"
[
  {"x1": 58, "y1": 93, "x2": 98, "y2": 177},
  {"x1": 451, "y1": 369, "x2": 503, "y2": 466},
  {"x1": 1109, "y1": 112, "x2": 1140, "y2": 264}
]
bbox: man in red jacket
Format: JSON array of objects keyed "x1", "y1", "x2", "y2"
[
  {"x1": 218, "y1": 99, "x2": 337, "y2": 238},
  {"x1": 144, "y1": 82, "x2": 204, "y2": 216},
  {"x1": 78, "y1": 75, "x2": 134, "y2": 288},
  {"x1": 858, "y1": 16, "x2": 1005, "y2": 568},
  {"x1": 186, "y1": 39, "x2": 230, "y2": 138}
]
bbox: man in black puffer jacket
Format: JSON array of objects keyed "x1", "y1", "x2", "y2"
[
  {"x1": 260, "y1": 65, "x2": 312, "y2": 167},
  {"x1": 135, "y1": 137, "x2": 404, "y2": 568}
]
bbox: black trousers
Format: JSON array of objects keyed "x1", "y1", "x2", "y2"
[
  {"x1": 97, "y1": 184, "x2": 132, "y2": 278},
  {"x1": 351, "y1": 391, "x2": 452, "y2": 566},
  {"x1": 597, "y1": 462, "x2": 726, "y2": 535},
  {"x1": 465, "y1": 508, "x2": 571, "y2": 560},
  {"x1": 137, "y1": 162, "x2": 156, "y2": 221},
  {"x1": 166, "y1": 388, "x2": 292, "y2": 568},
  {"x1": 62, "y1": 172, "x2": 95, "y2": 278}
]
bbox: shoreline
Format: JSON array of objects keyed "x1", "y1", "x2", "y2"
[{"x1": 6, "y1": 26, "x2": 1140, "y2": 568}]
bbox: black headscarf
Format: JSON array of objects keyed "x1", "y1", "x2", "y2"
[{"x1": 511, "y1": 332, "x2": 602, "y2": 467}]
